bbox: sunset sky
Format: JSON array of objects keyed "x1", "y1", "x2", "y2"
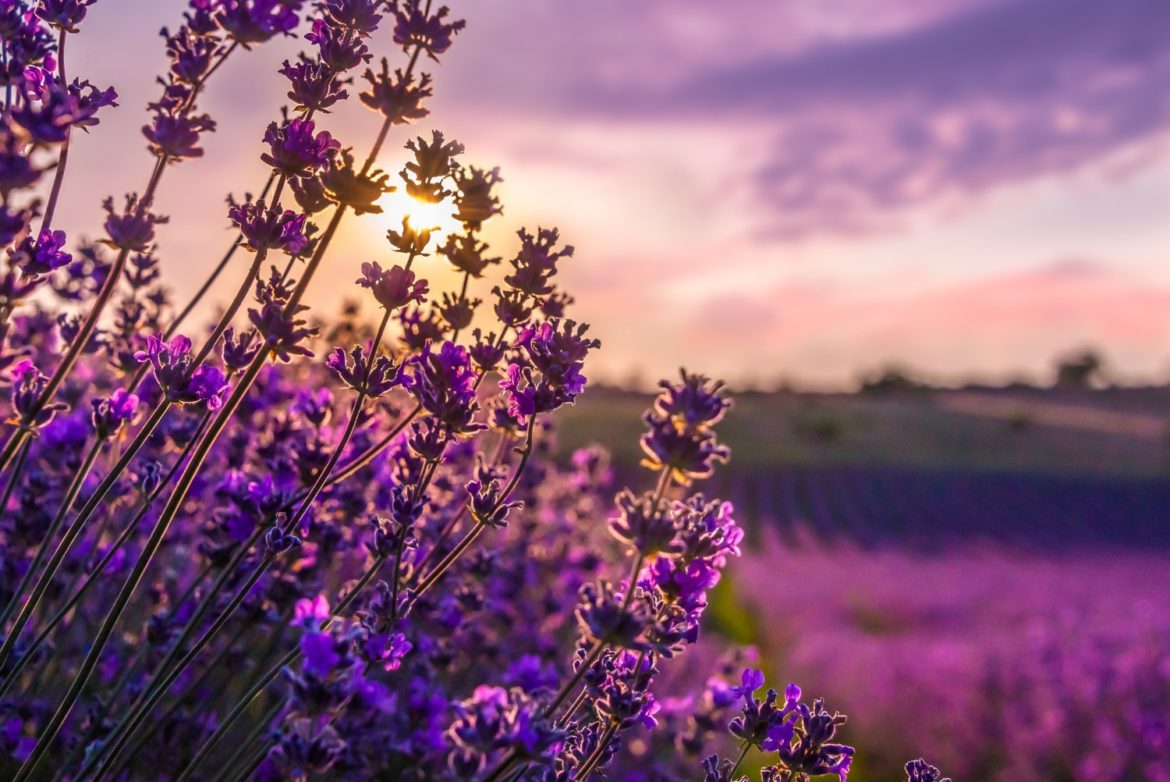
[{"x1": 54, "y1": 0, "x2": 1170, "y2": 388}]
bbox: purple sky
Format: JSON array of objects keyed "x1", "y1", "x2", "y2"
[{"x1": 53, "y1": 0, "x2": 1170, "y2": 388}]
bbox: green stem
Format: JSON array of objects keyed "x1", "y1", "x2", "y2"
[
  {"x1": 175, "y1": 553, "x2": 390, "y2": 781},
  {"x1": 0, "y1": 439, "x2": 101, "y2": 672},
  {"x1": 0, "y1": 412, "x2": 210, "y2": 698},
  {"x1": 13, "y1": 356, "x2": 265, "y2": 781}
]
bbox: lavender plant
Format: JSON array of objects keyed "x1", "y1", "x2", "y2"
[{"x1": 0, "y1": 1, "x2": 950, "y2": 779}]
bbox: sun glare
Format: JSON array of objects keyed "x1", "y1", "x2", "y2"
[{"x1": 376, "y1": 189, "x2": 463, "y2": 246}]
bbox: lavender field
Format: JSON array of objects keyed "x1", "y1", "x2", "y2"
[
  {"x1": 728, "y1": 535, "x2": 1170, "y2": 781},
  {"x1": 560, "y1": 387, "x2": 1170, "y2": 780}
]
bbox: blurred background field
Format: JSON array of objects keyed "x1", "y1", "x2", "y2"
[{"x1": 554, "y1": 381, "x2": 1170, "y2": 780}]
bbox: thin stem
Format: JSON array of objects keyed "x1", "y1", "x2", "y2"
[
  {"x1": 0, "y1": 438, "x2": 30, "y2": 518},
  {"x1": 576, "y1": 720, "x2": 620, "y2": 779},
  {"x1": 544, "y1": 642, "x2": 603, "y2": 720},
  {"x1": 85, "y1": 529, "x2": 273, "y2": 779},
  {"x1": 314, "y1": 402, "x2": 422, "y2": 491},
  {"x1": 14, "y1": 356, "x2": 265, "y2": 781},
  {"x1": 189, "y1": 251, "x2": 264, "y2": 369},
  {"x1": 414, "y1": 416, "x2": 537, "y2": 600},
  {"x1": 728, "y1": 739, "x2": 751, "y2": 778},
  {"x1": 39, "y1": 29, "x2": 70, "y2": 230},
  {"x1": 0, "y1": 411, "x2": 210, "y2": 697},
  {"x1": 209, "y1": 696, "x2": 284, "y2": 781},
  {"x1": 175, "y1": 553, "x2": 390, "y2": 780},
  {"x1": 0, "y1": 439, "x2": 101, "y2": 671}
]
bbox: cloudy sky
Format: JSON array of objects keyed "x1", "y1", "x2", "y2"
[{"x1": 54, "y1": 0, "x2": 1170, "y2": 388}]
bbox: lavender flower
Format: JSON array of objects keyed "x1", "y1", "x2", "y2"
[
  {"x1": 142, "y1": 112, "x2": 216, "y2": 160},
  {"x1": 35, "y1": 0, "x2": 95, "y2": 31},
  {"x1": 392, "y1": 0, "x2": 465, "y2": 60},
  {"x1": 9, "y1": 229, "x2": 71, "y2": 278},
  {"x1": 261, "y1": 118, "x2": 340, "y2": 178},
  {"x1": 229, "y1": 199, "x2": 310, "y2": 254},
  {"x1": 905, "y1": 758, "x2": 952, "y2": 782},
  {"x1": 6, "y1": 359, "x2": 66, "y2": 430},
  {"x1": 360, "y1": 58, "x2": 432, "y2": 124},
  {"x1": 325, "y1": 342, "x2": 400, "y2": 396},
  {"x1": 356, "y1": 260, "x2": 428, "y2": 310},
  {"x1": 91, "y1": 389, "x2": 140, "y2": 439},
  {"x1": 134, "y1": 334, "x2": 229, "y2": 409},
  {"x1": 215, "y1": 0, "x2": 304, "y2": 45},
  {"x1": 101, "y1": 194, "x2": 168, "y2": 251},
  {"x1": 319, "y1": 147, "x2": 392, "y2": 214},
  {"x1": 280, "y1": 55, "x2": 349, "y2": 113}
]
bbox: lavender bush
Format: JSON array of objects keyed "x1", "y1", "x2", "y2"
[{"x1": 0, "y1": 2, "x2": 946, "y2": 779}]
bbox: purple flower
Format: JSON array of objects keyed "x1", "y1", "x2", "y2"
[
  {"x1": 318, "y1": 0, "x2": 385, "y2": 36},
  {"x1": 466, "y1": 464, "x2": 522, "y2": 529},
  {"x1": 392, "y1": 0, "x2": 465, "y2": 60},
  {"x1": 142, "y1": 112, "x2": 216, "y2": 160},
  {"x1": 133, "y1": 334, "x2": 228, "y2": 409},
  {"x1": 261, "y1": 118, "x2": 340, "y2": 178},
  {"x1": 400, "y1": 130, "x2": 463, "y2": 204},
  {"x1": 91, "y1": 389, "x2": 140, "y2": 439},
  {"x1": 7, "y1": 359, "x2": 66, "y2": 429},
  {"x1": 305, "y1": 17, "x2": 370, "y2": 72},
  {"x1": 453, "y1": 165, "x2": 503, "y2": 230},
  {"x1": 366, "y1": 631, "x2": 412, "y2": 672},
  {"x1": 35, "y1": 0, "x2": 94, "y2": 32},
  {"x1": 575, "y1": 581, "x2": 652, "y2": 650},
  {"x1": 504, "y1": 227, "x2": 573, "y2": 297},
  {"x1": 9, "y1": 229, "x2": 71, "y2": 278},
  {"x1": 319, "y1": 147, "x2": 392, "y2": 214},
  {"x1": 608, "y1": 489, "x2": 681, "y2": 558},
  {"x1": 397, "y1": 304, "x2": 445, "y2": 352},
  {"x1": 440, "y1": 232, "x2": 500, "y2": 278},
  {"x1": 165, "y1": 27, "x2": 218, "y2": 85},
  {"x1": 905, "y1": 759, "x2": 951, "y2": 782},
  {"x1": 101, "y1": 194, "x2": 168, "y2": 251},
  {"x1": 402, "y1": 341, "x2": 482, "y2": 436},
  {"x1": 67, "y1": 79, "x2": 118, "y2": 131},
  {"x1": 248, "y1": 278, "x2": 318, "y2": 363},
  {"x1": 10, "y1": 83, "x2": 76, "y2": 144},
  {"x1": 324, "y1": 343, "x2": 400, "y2": 397},
  {"x1": 221, "y1": 326, "x2": 261, "y2": 372},
  {"x1": 280, "y1": 55, "x2": 348, "y2": 113},
  {"x1": 653, "y1": 369, "x2": 731, "y2": 429},
  {"x1": 228, "y1": 199, "x2": 309, "y2": 254},
  {"x1": 0, "y1": 10, "x2": 54, "y2": 92},
  {"x1": 359, "y1": 59, "x2": 431, "y2": 124},
  {"x1": 356, "y1": 261, "x2": 428, "y2": 311},
  {"x1": 500, "y1": 319, "x2": 598, "y2": 422},
  {"x1": 186, "y1": 365, "x2": 229, "y2": 410},
  {"x1": 468, "y1": 329, "x2": 505, "y2": 373},
  {"x1": 215, "y1": 0, "x2": 304, "y2": 45}
]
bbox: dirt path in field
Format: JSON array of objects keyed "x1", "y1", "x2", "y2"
[{"x1": 938, "y1": 393, "x2": 1168, "y2": 439}]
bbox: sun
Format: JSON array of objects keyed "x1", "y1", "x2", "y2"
[{"x1": 376, "y1": 188, "x2": 463, "y2": 246}]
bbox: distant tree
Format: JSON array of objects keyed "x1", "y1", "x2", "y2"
[
  {"x1": 1055, "y1": 349, "x2": 1104, "y2": 388},
  {"x1": 859, "y1": 365, "x2": 926, "y2": 394}
]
